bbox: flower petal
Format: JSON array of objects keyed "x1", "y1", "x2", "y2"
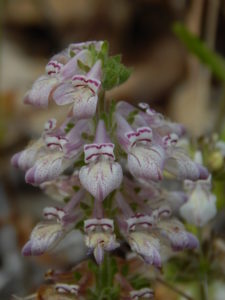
[
  {"x1": 60, "y1": 49, "x2": 91, "y2": 80},
  {"x1": 180, "y1": 184, "x2": 217, "y2": 227},
  {"x1": 158, "y1": 219, "x2": 199, "y2": 251},
  {"x1": 79, "y1": 160, "x2": 123, "y2": 201},
  {"x1": 25, "y1": 152, "x2": 74, "y2": 185},
  {"x1": 11, "y1": 139, "x2": 44, "y2": 171},
  {"x1": 24, "y1": 75, "x2": 58, "y2": 107},
  {"x1": 128, "y1": 145, "x2": 164, "y2": 181},
  {"x1": 53, "y1": 82, "x2": 99, "y2": 119},
  {"x1": 165, "y1": 149, "x2": 209, "y2": 180},
  {"x1": 128, "y1": 232, "x2": 161, "y2": 268},
  {"x1": 94, "y1": 244, "x2": 104, "y2": 264},
  {"x1": 22, "y1": 222, "x2": 64, "y2": 256}
]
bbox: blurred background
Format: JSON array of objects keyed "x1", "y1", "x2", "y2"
[{"x1": 0, "y1": 0, "x2": 225, "y2": 299}]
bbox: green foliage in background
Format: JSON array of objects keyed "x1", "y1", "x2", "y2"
[{"x1": 173, "y1": 22, "x2": 225, "y2": 82}]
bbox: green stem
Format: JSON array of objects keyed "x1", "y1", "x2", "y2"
[
  {"x1": 197, "y1": 228, "x2": 209, "y2": 300},
  {"x1": 97, "y1": 90, "x2": 106, "y2": 120},
  {"x1": 95, "y1": 253, "x2": 112, "y2": 299}
]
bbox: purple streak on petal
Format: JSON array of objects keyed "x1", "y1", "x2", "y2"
[
  {"x1": 61, "y1": 49, "x2": 90, "y2": 80},
  {"x1": 94, "y1": 120, "x2": 110, "y2": 144},
  {"x1": 87, "y1": 60, "x2": 102, "y2": 80}
]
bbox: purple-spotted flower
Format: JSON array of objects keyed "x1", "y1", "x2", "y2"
[
  {"x1": 162, "y1": 133, "x2": 209, "y2": 181},
  {"x1": 53, "y1": 60, "x2": 102, "y2": 119},
  {"x1": 116, "y1": 193, "x2": 198, "y2": 267},
  {"x1": 24, "y1": 49, "x2": 91, "y2": 108},
  {"x1": 157, "y1": 218, "x2": 199, "y2": 251},
  {"x1": 12, "y1": 118, "x2": 88, "y2": 185},
  {"x1": 180, "y1": 177, "x2": 217, "y2": 227},
  {"x1": 84, "y1": 218, "x2": 119, "y2": 264},
  {"x1": 79, "y1": 120, "x2": 123, "y2": 201},
  {"x1": 22, "y1": 191, "x2": 83, "y2": 256},
  {"x1": 22, "y1": 221, "x2": 65, "y2": 256},
  {"x1": 116, "y1": 114, "x2": 165, "y2": 181}
]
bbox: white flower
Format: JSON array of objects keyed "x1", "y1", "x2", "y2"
[{"x1": 180, "y1": 177, "x2": 217, "y2": 226}]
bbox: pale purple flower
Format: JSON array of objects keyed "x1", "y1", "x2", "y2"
[
  {"x1": 53, "y1": 60, "x2": 102, "y2": 119},
  {"x1": 24, "y1": 50, "x2": 91, "y2": 108},
  {"x1": 163, "y1": 133, "x2": 209, "y2": 181},
  {"x1": 22, "y1": 191, "x2": 83, "y2": 256},
  {"x1": 79, "y1": 120, "x2": 123, "y2": 201},
  {"x1": 116, "y1": 114, "x2": 165, "y2": 182},
  {"x1": 158, "y1": 218, "x2": 199, "y2": 251},
  {"x1": 128, "y1": 231, "x2": 162, "y2": 268},
  {"x1": 11, "y1": 138, "x2": 45, "y2": 171},
  {"x1": 22, "y1": 221, "x2": 66, "y2": 256},
  {"x1": 18, "y1": 119, "x2": 88, "y2": 185}
]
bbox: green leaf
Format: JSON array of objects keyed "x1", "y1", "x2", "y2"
[
  {"x1": 121, "y1": 264, "x2": 129, "y2": 277},
  {"x1": 81, "y1": 132, "x2": 94, "y2": 142},
  {"x1": 80, "y1": 202, "x2": 90, "y2": 210},
  {"x1": 73, "y1": 185, "x2": 80, "y2": 192},
  {"x1": 129, "y1": 275, "x2": 150, "y2": 290},
  {"x1": 74, "y1": 271, "x2": 82, "y2": 280},
  {"x1": 75, "y1": 220, "x2": 83, "y2": 230},
  {"x1": 134, "y1": 187, "x2": 141, "y2": 194},
  {"x1": 63, "y1": 196, "x2": 70, "y2": 203},
  {"x1": 74, "y1": 153, "x2": 85, "y2": 168},
  {"x1": 173, "y1": 22, "x2": 225, "y2": 82},
  {"x1": 77, "y1": 59, "x2": 91, "y2": 73},
  {"x1": 64, "y1": 122, "x2": 75, "y2": 133},
  {"x1": 69, "y1": 50, "x2": 75, "y2": 57},
  {"x1": 102, "y1": 55, "x2": 132, "y2": 90},
  {"x1": 127, "y1": 109, "x2": 139, "y2": 125},
  {"x1": 108, "y1": 99, "x2": 116, "y2": 129},
  {"x1": 130, "y1": 202, "x2": 138, "y2": 212},
  {"x1": 100, "y1": 41, "x2": 109, "y2": 58}
]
